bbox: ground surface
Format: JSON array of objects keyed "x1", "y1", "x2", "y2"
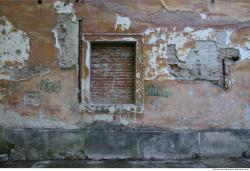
[{"x1": 1, "y1": 158, "x2": 250, "y2": 168}]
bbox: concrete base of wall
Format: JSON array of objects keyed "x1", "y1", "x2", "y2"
[{"x1": 0, "y1": 123, "x2": 250, "y2": 161}]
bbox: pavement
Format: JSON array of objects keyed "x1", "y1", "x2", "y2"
[{"x1": 1, "y1": 158, "x2": 250, "y2": 168}]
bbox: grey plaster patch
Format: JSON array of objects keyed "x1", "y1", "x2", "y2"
[
  {"x1": 200, "y1": 131, "x2": 248, "y2": 158},
  {"x1": 1, "y1": 123, "x2": 250, "y2": 161},
  {"x1": 168, "y1": 41, "x2": 222, "y2": 84},
  {"x1": 85, "y1": 133, "x2": 137, "y2": 159},
  {"x1": 46, "y1": 130, "x2": 85, "y2": 160},
  {"x1": 214, "y1": 31, "x2": 230, "y2": 49},
  {"x1": 167, "y1": 42, "x2": 240, "y2": 89},
  {"x1": 179, "y1": 131, "x2": 200, "y2": 159},
  {"x1": 53, "y1": 1, "x2": 79, "y2": 69},
  {"x1": 137, "y1": 132, "x2": 179, "y2": 160},
  {"x1": 25, "y1": 131, "x2": 49, "y2": 160}
]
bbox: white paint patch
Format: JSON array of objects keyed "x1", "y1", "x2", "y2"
[
  {"x1": 54, "y1": 0, "x2": 74, "y2": 14},
  {"x1": 199, "y1": 13, "x2": 209, "y2": 20},
  {"x1": 191, "y1": 28, "x2": 214, "y2": 40},
  {"x1": 118, "y1": 37, "x2": 137, "y2": 41},
  {"x1": 109, "y1": 106, "x2": 116, "y2": 114},
  {"x1": 184, "y1": 27, "x2": 194, "y2": 33},
  {"x1": 115, "y1": 16, "x2": 131, "y2": 31},
  {"x1": 0, "y1": 16, "x2": 30, "y2": 67},
  {"x1": 225, "y1": 30, "x2": 233, "y2": 46},
  {"x1": 52, "y1": 29, "x2": 62, "y2": 56}
]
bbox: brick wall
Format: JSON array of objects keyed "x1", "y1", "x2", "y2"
[{"x1": 90, "y1": 42, "x2": 135, "y2": 104}]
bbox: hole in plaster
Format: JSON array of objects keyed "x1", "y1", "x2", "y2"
[
  {"x1": 15, "y1": 49, "x2": 21, "y2": 56},
  {"x1": 37, "y1": 0, "x2": 42, "y2": 4}
]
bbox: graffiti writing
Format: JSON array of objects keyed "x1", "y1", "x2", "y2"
[
  {"x1": 145, "y1": 84, "x2": 171, "y2": 97},
  {"x1": 40, "y1": 79, "x2": 61, "y2": 93}
]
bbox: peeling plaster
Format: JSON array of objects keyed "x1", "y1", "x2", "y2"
[
  {"x1": 143, "y1": 26, "x2": 247, "y2": 87},
  {"x1": 0, "y1": 16, "x2": 30, "y2": 68},
  {"x1": 144, "y1": 27, "x2": 250, "y2": 62},
  {"x1": 144, "y1": 27, "x2": 215, "y2": 61},
  {"x1": 52, "y1": 0, "x2": 78, "y2": 69},
  {"x1": 54, "y1": 0, "x2": 76, "y2": 17},
  {"x1": 115, "y1": 15, "x2": 131, "y2": 31}
]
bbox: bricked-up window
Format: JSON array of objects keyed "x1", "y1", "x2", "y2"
[
  {"x1": 90, "y1": 42, "x2": 136, "y2": 104},
  {"x1": 81, "y1": 34, "x2": 144, "y2": 114}
]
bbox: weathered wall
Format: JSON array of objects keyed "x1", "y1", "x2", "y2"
[{"x1": 0, "y1": 0, "x2": 250, "y2": 130}]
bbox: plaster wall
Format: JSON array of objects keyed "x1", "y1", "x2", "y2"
[{"x1": 0, "y1": 0, "x2": 250, "y2": 130}]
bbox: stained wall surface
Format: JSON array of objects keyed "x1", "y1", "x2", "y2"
[{"x1": 0, "y1": 0, "x2": 250, "y2": 130}]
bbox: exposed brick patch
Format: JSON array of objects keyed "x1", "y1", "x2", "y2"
[{"x1": 90, "y1": 42, "x2": 135, "y2": 104}]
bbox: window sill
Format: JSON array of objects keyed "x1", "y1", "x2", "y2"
[{"x1": 83, "y1": 103, "x2": 144, "y2": 114}]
